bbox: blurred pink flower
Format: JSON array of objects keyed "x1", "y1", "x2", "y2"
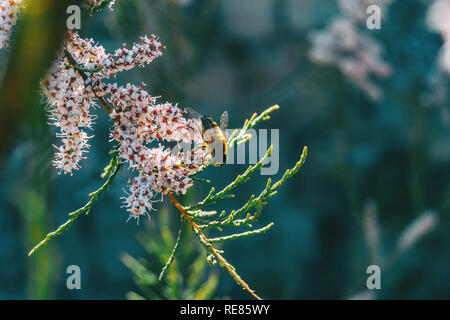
[
  {"x1": 309, "y1": 17, "x2": 391, "y2": 100},
  {"x1": 427, "y1": 0, "x2": 450, "y2": 73},
  {"x1": 308, "y1": 0, "x2": 394, "y2": 100},
  {"x1": 337, "y1": 0, "x2": 392, "y2": 22}
]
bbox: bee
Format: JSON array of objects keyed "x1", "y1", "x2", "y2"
[{"x1": 185, "y1": 108, "x2": 229, "y2": 166}]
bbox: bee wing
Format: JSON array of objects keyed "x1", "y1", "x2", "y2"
[
  {"x1": 185, "y1": 107, "x2": 203, "y2": 121},
  {"x1": 184, "y1": 107, "x2": 205, "y2": 140},
  {"x1": 220, "y1": 111, "x2": 229, "y2": 131}
]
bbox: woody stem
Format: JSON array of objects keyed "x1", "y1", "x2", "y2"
[{"x1": 167, "y1": 191, "x2": 262, "y2": 300}]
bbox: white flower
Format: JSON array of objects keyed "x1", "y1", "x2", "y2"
[
  {"x1": 41, "y1": 31, "x2": 165, "y2": 175},
  {"x1": 40, "y1": 29, "x2": 208, "y2": 222},
  {"x1": 53, "y1": 131, "x2": 91, "y2": 175},
  {"x1": 0, "y1": 0, "x2": 22, "y2": 49}
]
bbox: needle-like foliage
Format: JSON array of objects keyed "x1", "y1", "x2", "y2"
[
  {"x1": 122, "y1": 209, "x2": 221, "y2": 300},
  {"x1": 19, "y1": 1, "x2": 308, "y2": 300},
  {"x1": 29, "y1": 105, "x2": 308, "y2": 299}
]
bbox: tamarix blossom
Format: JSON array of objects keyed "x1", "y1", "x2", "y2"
[
  {"x1": 0, "y1": 2, "x2": 308, "y2": 301},
  {"x1": 0, "y1": 0, "x2": 22, "y2": 49},
  {"x1": 40, "y1": 29, "x2": 211, "y2": 222}
]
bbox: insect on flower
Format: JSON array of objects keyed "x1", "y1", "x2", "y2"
[{"x1": 186, "y1": 108, "x2": 229, "y2": 167}]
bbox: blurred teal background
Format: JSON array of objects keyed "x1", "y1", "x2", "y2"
[{"x1": 1, "y1": 0, "x2": 450, "y2": 299}]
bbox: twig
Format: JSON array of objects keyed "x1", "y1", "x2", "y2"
[
  {"x1": 227, "y1": 105, "x2": 279, "y2": 148},
  {"x1": 158, "y1": 215, "x2": 186, "y2": 281},
  {"x1": 168, "y1": 192, "x2": 263, "y2": 300},
  {"x1": 208, "y1": 222, "x2": 274, "y2": 243},
  {"x1": 28, "y1": 153, "x2": 121, "y2": 256}
]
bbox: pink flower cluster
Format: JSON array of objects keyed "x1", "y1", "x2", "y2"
[
  {"x1": 0, "y1": 0, "x2": 22, "y2": 49},
  {"x1": 106, "y1": 83, "x2": 208, "y2": 219},
  {"x1": 42, "y1": 30, "x2": 209, "y2": 222},
  {"x1": 42, "y1": 49, "x2": 96, "y2": 174},
  {"x1": 427, "y1": 0, "x2": 450, "y2": 74},
  {"x1": 309, "y1": 0, "x2": 393, "y2": 100},
  {"x1": 111, "y1": 92, "x2": 209, "y2": 221}
]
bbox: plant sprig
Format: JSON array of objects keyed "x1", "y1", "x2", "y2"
[
  {"x1": 165, "y1": 147, "x2": 307, "y2": 294},
  {"x1": 159, "y1": 106, "x2": 308, "y2": 299},
  {"x1": 168, "y1": 192, "x2": 264, "y2": 300},
  {"x1": 28, "y1": 104, "x2": 308, "y2": 301},
  {"x1": 227, "y1": 104, "x2": 279, "y2": 148},
  {"x1": 185, "y1": 137, "x2": 274, "y2": 212},
  {"x1": 158, "y1": 215, "x2": 186, "y2": 281},
  {"x1": 122, "y1": 208, "x2": 220, "y2": 300},
  {"x1": 28, "y1": 152, "x2": 122, "y2": 256}
]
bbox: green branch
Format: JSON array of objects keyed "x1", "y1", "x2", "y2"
[
  {"x1": 189, "y1": 144, "x2": 307, "y2": 227},
  {"x1": 185, "y1": 145, "x2": 273, "y2": 211},
  {"x1": 28, "y1": 153, "x2": 122, "y2": 256},
  {"x1": 208, "y1": 223, "x2": 274, "y2": 244},
  {"x1": 158, "y1": 216, "x2": 186, "y2": 281},
  {"x1": 227, "y1": 105, "x2": 279, "y2": 148},
  {"x1": 163, "y1": 106, "x2": 308, "y2": 299}
]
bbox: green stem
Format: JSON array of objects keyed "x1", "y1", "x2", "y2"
[
  {"x1": 158, "y1": 215, "x2": 186, "y2": 281},
  {"x1": 208, "y1": 223, "x2": 274, "y2": 244},
  {"x1": 28, "y1": 154, "x2": 121, "y2": 256}
]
